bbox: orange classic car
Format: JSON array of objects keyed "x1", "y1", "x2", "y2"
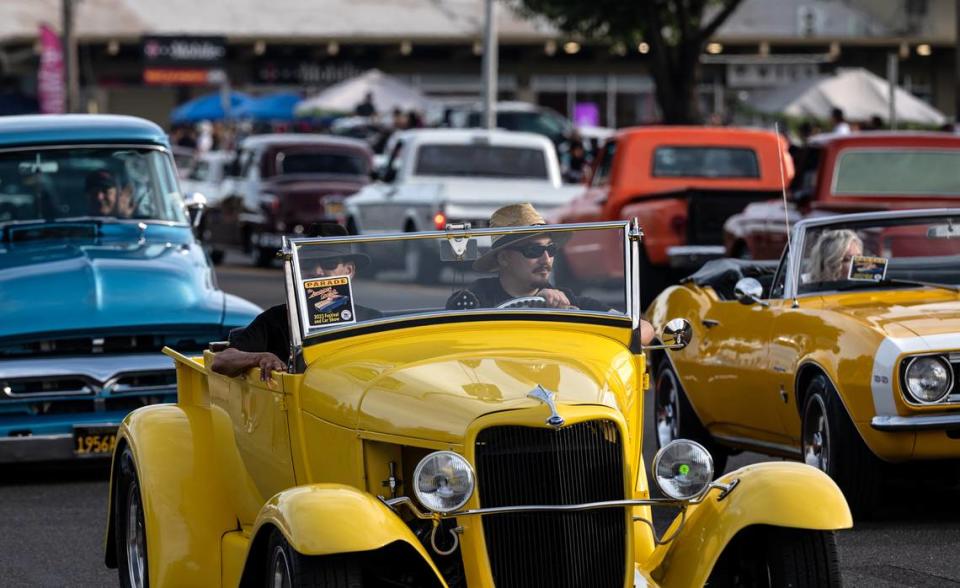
[{"x1": 551, "y1": 126, "x2": 793, "y2": 306}]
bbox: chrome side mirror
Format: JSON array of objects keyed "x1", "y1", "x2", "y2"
[
  {"x1": 184, "y1": 192, "x2": 207, "y2": 228},
  {"x1": 644, "y1": 318, "x2": 693, "y2": 351},
  {"x1": 734, "y1": 277, "x2": 767, "y2": 306}
]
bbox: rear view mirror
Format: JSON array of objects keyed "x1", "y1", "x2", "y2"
[
  {"x1": 19, "y1": 160, "x2": 58, "y2": 174},
  {"x1": 184, "y1": 192, "x2": 207, "y2": 228},
  {"x1": 440, "y1": 236, "x2": 479, "y2": 262},
  {"x1": 734, "y1": 277, "x2": 767, "y2": 306},
  {"x1": 644, "y1": 318, "x2": 693, "y2": 351}
]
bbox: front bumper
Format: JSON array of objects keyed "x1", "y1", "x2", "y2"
[
  {"x1": 871, "y1": 413, "x2": 960, "y2": 431},
  {"x1": 0, "y1": 433, "x2": 79, "y2": 463},
  {"x1": 666, "y1": 245, "x2": 726, "y2": 269}
]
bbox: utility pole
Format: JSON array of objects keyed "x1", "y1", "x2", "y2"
[
  {"x1": 61, "y1": 0, "x2": 80, "y2": 113},
  {"x1": 481, "y1": 0, "x2": 498, "y2": 129},
  {"x1": 887, "y1": 52, "x2": 898, "y2": 130}
]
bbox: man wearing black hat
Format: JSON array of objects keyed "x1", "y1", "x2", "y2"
[
  {"x1": 86, "y1": 170, "x2": 134, "y2": 218},
  {"x1": 210, "y1": 223, "x2": 381, "y2": 380}
]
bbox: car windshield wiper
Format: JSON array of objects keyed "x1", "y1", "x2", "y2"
[{"x1": 835, "y1": 278, "x2": 960, "y2": 293}]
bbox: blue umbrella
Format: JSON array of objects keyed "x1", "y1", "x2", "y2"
[
  {"x1": 170, "y1": 92, "x2": 252, "y2": 124},
  {"x1": 231, "y1": 92, "x2": 302, "y2": 121}
]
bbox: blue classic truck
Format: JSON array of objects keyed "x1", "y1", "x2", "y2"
[{"x1": 0, "y1": 115, "x2": 261, "y2": 462}]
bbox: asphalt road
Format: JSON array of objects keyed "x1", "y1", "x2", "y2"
[{"x1": 2, "y1": 258, "x2": 959, "y2": 587}]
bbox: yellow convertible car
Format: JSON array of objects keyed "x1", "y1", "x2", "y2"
[
  {"x1": 647, "y1": 208, "x2": 960, "y2": 517},
  {"x1": 104, "y1": 221, "x2": 850, "y2": 587}
]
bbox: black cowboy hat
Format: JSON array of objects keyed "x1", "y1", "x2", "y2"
[{"x1": 301, "y1": 222, "x2": 370, "y2": 269}]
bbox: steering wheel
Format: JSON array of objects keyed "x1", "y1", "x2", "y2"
[{"x1": 496, "y1": 296, "x2": 547, "y2": 309}]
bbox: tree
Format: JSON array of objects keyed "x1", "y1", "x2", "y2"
[{"x1": 513, "y1": 0, "x2": 744, "y2": 124}]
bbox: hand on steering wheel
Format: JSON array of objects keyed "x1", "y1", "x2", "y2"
[{"x1": 496, "y1": 296, "x2": 547, "y2": 309}]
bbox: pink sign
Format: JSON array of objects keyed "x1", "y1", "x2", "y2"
[{"x1": 37, "y1": 24, "x2": 65, "y2": 114}]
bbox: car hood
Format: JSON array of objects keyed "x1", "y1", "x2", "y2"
[
  {"x1": 300, "y1": 325, "x2": 636, "y2": 444},
  {"x1": 825, "y1": 290, "x2": 960, "y2": 339},
  {"x1": 0, "y1": 224, "x2": 226, "y2": 339}
]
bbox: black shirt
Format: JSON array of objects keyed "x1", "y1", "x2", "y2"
[
  {"x1": 445, "y1": 277, "x2": 609, "y2": 311},
  {"x1": 230, "y1": 303, "x2": 382, "y2": 361}
]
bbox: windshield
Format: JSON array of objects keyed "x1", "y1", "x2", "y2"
[
  {"x1": 0, "y1": 146, "x2": 187, "y2": 224},
  {"x1": 288, "y1": 224, "x2": 630, "y2": 341},
  {"x1": 797, "y1": 214, "x2": 960, "y2": 295},
  {"x1": 833, "y1": 149, "x2": 960, "y2": 196},
  {"x1": 276, "y1": 150, "x2": 369, "y2": 176},
  {"x1": 652, "y1": 146, "x2": 760, "y2": 178},
  {"x1": 414, "y1": 144, "x2": 549, "y2": 180}
]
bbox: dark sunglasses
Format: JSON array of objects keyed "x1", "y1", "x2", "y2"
[
  {"x1": 316, "y1": 257, "x2": 345, "y2": 271},
  {"x1": 510, "y1": 243, "x2": 557, "y2": 259}
]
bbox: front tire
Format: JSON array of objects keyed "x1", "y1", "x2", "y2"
[
  {"x1": 266, "y1": 529, "x2": 362, "y2": 588},
  {"x1": 802, "y1": 374, "x2": 882, "y2": 517},
  {"x1": 707, "y1": 526, "x2": 841, "y2": 587},
  {"x1": 654, "y1": 360, "x2": 729, "y2": 475},
  {"x1": 116, "y1": 446, "x2": 148, "y2": 588}
]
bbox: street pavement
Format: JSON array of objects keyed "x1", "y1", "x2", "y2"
[{"x1": 1, "y1": 257, "x2": 958, "y2": 586}]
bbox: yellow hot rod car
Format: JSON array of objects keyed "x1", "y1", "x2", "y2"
[
  {"x1": 647, "y1": 208, "x2": 960, "y2": 517},
  {"x1": 104, "y1": 221, "x2": 850, "y2": 587}
]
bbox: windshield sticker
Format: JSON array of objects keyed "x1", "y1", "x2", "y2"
[
  {"x1": 302, "y1": 275, "x2": 356, "y2": 328},
  {"x1": 848, "y1": 255, "x2": 888, "y2": 282}
]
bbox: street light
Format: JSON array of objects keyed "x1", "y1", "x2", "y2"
[
  {"x1": 917, "y1": 43, "x2": 932, "y2": 56},
  {"x1": 563, "y1": 41, "x2": 580, "y2": 54},
  {"x1": 638, "y1": 42, "x2": 650, "y2": 54},
  {"x1": 706, "y1": 42, "x2": 723, "y2": 54}
]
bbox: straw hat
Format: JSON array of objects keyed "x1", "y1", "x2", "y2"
[{"x1": 472, "y1": 203, "x2": 569, "y2": 273}]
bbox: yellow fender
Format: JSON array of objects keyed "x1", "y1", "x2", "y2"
[
  {"x1": 105, "y1": 404, "x2": 238, "y2": 588},
  {"x1": 249, "y1": 484, "x2": 445, "y2": 582},
  {"x1": 650, "y1": 462, "x2": 852, "y2": 588}
]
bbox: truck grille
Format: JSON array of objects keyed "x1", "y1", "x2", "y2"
[{"x1": 474, "y1": 420, "x2": 625, "y2": 588}]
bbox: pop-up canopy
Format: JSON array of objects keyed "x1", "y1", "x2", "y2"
[{"x1": 295, "y1": 69, "x2": 436, "y2": 117}]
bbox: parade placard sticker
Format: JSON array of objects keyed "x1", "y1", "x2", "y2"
[
  {"x1": 848, "y1": 255, "x2": 888, "y2": 282},
  {"x1": 302, "y1": 275, "x2": 356, "y2": 328}
]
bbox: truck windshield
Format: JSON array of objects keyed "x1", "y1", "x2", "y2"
[
  {"x1": 415, "y1": 145, "x2": 549, "y2": 180},
  {"x1": 833, "y1": 149, "x2": 960, "y2": 196},
  {"x1": 288, "y1": 224, "x2": 631, "y2": 341},
  {"x1": 0, "y1": 147, "x2": 187, "y2": 224}
]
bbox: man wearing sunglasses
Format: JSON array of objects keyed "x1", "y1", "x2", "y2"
[
  {"x1": 445, "y1": 204, "x2": 654, "y2": 344},
  {"x1": 211, "y1": 223, "x2": 381, "y2": 380}
]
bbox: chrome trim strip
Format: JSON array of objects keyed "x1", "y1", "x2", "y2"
[
  {"x1": 870, "y1": 413, "x2": 960, "y2": 431},
  {"x1": 713, "y1": 433, "x2": 802, "y2": 458},
  {"x1": 665, "y1": 245, "x2": 726, "y2": 256},
  {"x1": 0, "y1": 354, "x2": 174, "y2": 382}
]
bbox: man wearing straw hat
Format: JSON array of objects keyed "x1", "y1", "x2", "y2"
[
  {"x1": 211, "y1": 223, "x2": 381, "y2": 380},
  {"x1": 446, "y1": 203, "x2": 655, "y2": 345}
]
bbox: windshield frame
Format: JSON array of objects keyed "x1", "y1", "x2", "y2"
[
  {"x1": 282, "y1": 221, "x2": 637, "y2": 368},
  {"x1": 0, "y1": 142, "x2": 189, "y2": 227},
  {"x1": 784, "y1": 208, "x2": 960, "y2": 300}
]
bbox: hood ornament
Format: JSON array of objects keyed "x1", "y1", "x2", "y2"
[{"x1": 527, "y1": 385, "x2": 565, "y2": 428}]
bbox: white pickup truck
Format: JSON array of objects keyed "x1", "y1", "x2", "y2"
[{"x1": 345, "y1": 128, "x2": 581, "y2": 280}]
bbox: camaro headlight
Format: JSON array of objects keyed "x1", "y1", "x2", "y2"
[
  {"x1": 652, "y1": 440, "x2": 714, "y2": 500},
  {"x1": 904, "y1": 356, "x2": 953, "y2": 404},
  {"x1": 413, "y1": 451, "x2": 476, "y2": 513}
]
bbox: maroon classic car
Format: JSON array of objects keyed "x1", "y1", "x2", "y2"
[
  {"x1": 724, "y1": 131, "x2": 960, "y2": 260},
  {"x1": 205, "y1": 134, "x2": 372, "y2": 266}
]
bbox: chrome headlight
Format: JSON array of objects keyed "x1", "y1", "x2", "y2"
[
  {"x1": 413, "y1": 451, "x2": 476, "y2": 513},
  {"x1": 652, "y1": 440, "x2": 714, "y2": 500},
  {"x1": 904, "y1": 356, "x2": 953, "y2": 404}
]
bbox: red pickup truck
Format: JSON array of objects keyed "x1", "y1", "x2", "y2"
[
  {"x1": 551, "y1": 126, "x2": 793, "y2": 305},
  {"x1": 724, "y1": 131, "x2": 960, "y2": 260}
]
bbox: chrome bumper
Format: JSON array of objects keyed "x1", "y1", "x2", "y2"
[
  {"x1": 666, "y1": 245, "x2": 726, "y2": 269},
  {"x1": 871, "y1": 413, "x2": 960, "y2": 431},
  {"x1": 0, "y1": 434, "x2": 85, "y2": 463}
]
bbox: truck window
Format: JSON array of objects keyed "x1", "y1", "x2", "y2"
[
  {"x1": 414, "y1": 145, "x2": 548, "y2": 180},
  {"x1": 652, "y1": 146, "x2": 760, "y2": 179},
  {"x1": 833, "y1": 149, "x2": 960, "y2": 196},
  {"x1": 591, "y1": 141, "x2": 617, "y2": 186},
  {"x1": 275, "y1": 151, "x2": 369, "y2": 176}
]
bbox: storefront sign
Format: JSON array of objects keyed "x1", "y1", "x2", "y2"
[
  {"x1": 255, "y1": 61, "x2": 361, "y2": 85},
  {"x1": 142, "y1": 35, "x2": 226, "y2": 85}
]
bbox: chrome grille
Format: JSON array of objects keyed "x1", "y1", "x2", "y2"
[{"x1": 474, "y1": 420, "x2": 626, "y2": 588}]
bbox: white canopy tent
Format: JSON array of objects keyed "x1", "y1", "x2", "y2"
[
  {"x1": 748, "y1": 67, "x2": 946, "y2": 126},
  {"x1": 295, "y1": 69, "x2": 437, "y2": 117}
]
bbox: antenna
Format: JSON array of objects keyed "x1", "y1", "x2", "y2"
[{"x1": 774, "y1": 122, "x2": 799, "y2": 308}]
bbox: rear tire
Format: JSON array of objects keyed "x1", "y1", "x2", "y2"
[
  {"x1": 266, "y1": 529, "x2": 363, "y2": 588},
  {"x1": 802, "y1": 374, "x2": 882, "y2": 518},
  {"x1": 654, "y1": 359, "x2": 729, "y2": 475},
  {"x1": 116, "y1": 446, "x2": 148, "y2": 588}
]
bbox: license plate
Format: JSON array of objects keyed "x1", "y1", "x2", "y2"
[{"x1": 73, "y1": 425, "x2": 118, "y2": 457}]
